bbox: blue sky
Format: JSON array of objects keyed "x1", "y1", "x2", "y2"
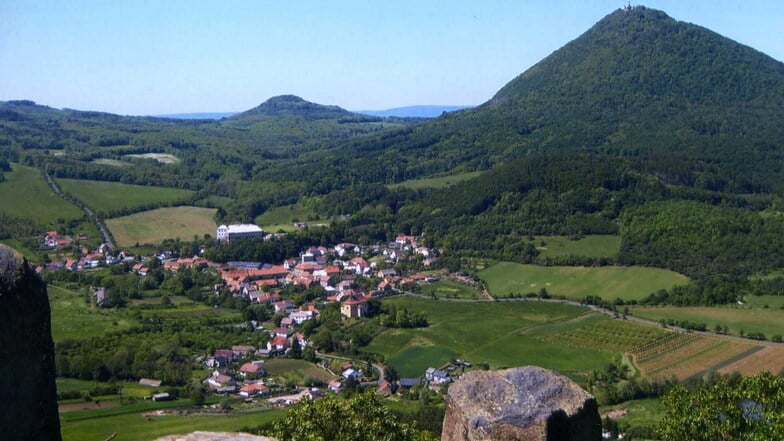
[{"x1": 1, "y1": 1, "x2": 782, "y2": 115}]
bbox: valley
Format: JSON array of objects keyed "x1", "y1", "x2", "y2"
[{"x1": 2, "y1": 5, "x2": 784, "y2": 441}]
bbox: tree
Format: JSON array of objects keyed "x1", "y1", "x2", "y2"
[
  {"x1": 270, "y1": 390, "x2": 424, "y2": 441},
  {"x1": 658, "y1": 372, "x2": 784, "y2": 441},
  {"x1": 289, "y1": 338, "x2": 302, "y2": 359}
]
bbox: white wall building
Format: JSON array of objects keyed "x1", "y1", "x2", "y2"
[{"x1": 217, "y1": 224, "x2": 264, "y2": 242}]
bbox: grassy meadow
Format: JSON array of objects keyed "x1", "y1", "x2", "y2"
[
  {"x1": 61, "y1": 404, "x2": 283, "y2": 441},
  {"x1": 387, "y1": 171, "x2": 484, "y2": 190},
  {"x1": 106, "y1": 206, "x2": 217, "y2": 247},
  {"x1": 365, "y1": 297, "x2": 612, "y2": 377},
  {"x1": 57, "y1": 178, "x2": 194, "y2": 213},
  {"x1": 536, "y1": 235, "x2": 622, "y2": 258},
  {"x1": 255, "y1": 203, "x2": 330, "y2": 232},
  {"x1": 418, "y1": 279, "x2": 485, "y2": 299},
  {"x1": 48, "y1": 284, "x2": 138, "y2": 342},
  {"x1": 0, "y1": 164, "x2": 84, "y2": 225},
  {"x1": 629, "y1": 305, "x2": 784, "y2": 339},
  {"x1": 124, "y1": 152, "x2": 181, "y2": 164},
  {"x1": 480, "y1": 262, "x2": 689, "y2": 302}
]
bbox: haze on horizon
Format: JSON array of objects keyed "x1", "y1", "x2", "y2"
[{"x1": 1, "y1": 0, "x2": 782, "y2": 116}]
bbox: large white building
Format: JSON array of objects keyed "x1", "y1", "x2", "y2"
[{"x1": 216, "y1": 224, "x2": 264, "y2": 242}]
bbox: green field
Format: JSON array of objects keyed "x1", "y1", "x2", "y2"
[
  {"x1": 91, "y1": 158, "x2": 130, "y2": 167},
  {"x1": 536, "y1": 235, "x2": 622, "y2": 258},
  {"x1": 600, "y1": 398, "x2": 665, "y2": 435},
  {"x1": 480, "y1": 262, "x2": 689, "y2": 301},
  {"x1": 418, "y1": 279, "x2": 484, "y2": 299},
  {"x1": 0, "y1": 164, "x2": 84, "y2": 225},
  {"x1": 629, "y1": 305, "x2": 784, "y2": 338},
  {"x1": 387, "y1": 171, "x2": 484, "y2": 190},
  {"x1": 57, "y1": 178, "x2": 194, "y2": 213},
  {"x1": 106, "y1": 206, "x2": 217, "y2": 247},
  {"x1": 49, "y1": 284, "x2": 138, "y2": 342},
  {"x1": 264, "y1": 358, "x2": 336, "y2": 383},
  {"x1": 61, "y1": 403, "x2": 283, "y2": 441},
  {"x1": 255, "y1": 203, "x2": 330, "y2": 232},
  {"x1": 365, "y1": 297, "x2": 612, "y2": 378}
]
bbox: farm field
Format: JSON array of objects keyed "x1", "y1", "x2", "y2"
[
  {"x1": 365, "y1": 297, "x2": 612, "y2": 378},
  {"x1": 629, "y1": 305, "x2": 784, "y2": 339},
  {"x1": 741, "y1": 294, "x2": 784, "y2": 309},
  {"x1": 717, "y1": 345, "x2": 784, "y2": 376},
  {"x1": 541, "y1": 317, "x2": 672, "y2": 354},
  {"x1": 535, "y1": 235, "x2": 621, "y2": 259},
  {"x1": 106, "y1": 206, "x2": 217, "y2": 247},
  {"x1": 264, "y1": 358, "x2": 336, "y2": 384},
  {"x1": 387, "y1": 171, "x2": 484, "y2": 190},
  {"x1": 632, "y1": 333, "x2": 760, "y2": 380},
  {"x1": 418, "y1": 279, "x2": 484, "y2": 299},
  {"x1": 600, "y1": 398, "x2": 665, "y2": 435},
  {"x1": 0, "y1": 164, "x2": 84, "y2": 225},
  {"x1": 57, "y1": 178, "x2": 194, "y2": 214},
  {"x1": 48, "y1": 284, "x2": 138, "y2": 342},
  {"x1": 480, "y1": 262, "x2": 689, "y2": 302},
  {"x1": 254, "y1": 203, "x2": 330, "y2": 232},
  {"x1": 61, "y1": 404, "x2": 283, "y2": 441}
]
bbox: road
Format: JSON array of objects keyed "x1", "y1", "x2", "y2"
[
  {"x1": 44, "y1": 172, "x2": 114, "y2": 250},
  {"x1": 315, "y1": 351, "x2": 385, "y2": 384}
]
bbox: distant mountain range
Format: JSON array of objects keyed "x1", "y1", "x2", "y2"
[{"x1": 156, "y1": 104, "x2": 471, "y2": 120}]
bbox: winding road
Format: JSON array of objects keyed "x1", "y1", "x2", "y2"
[{"x1": 44, "y1": 172, "x2": 114, "y2": 250}]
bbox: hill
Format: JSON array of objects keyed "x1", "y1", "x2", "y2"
[{"x1": 323, "y1": 7, "x2": 784, "y2": 193}]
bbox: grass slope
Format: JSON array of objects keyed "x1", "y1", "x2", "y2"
[
  {"x1": 255, "y1": 203, "x2": 330, "y2": 232},
  {"x1": 387, "y1": 171, "x2": 484, "y2": 190},
  {"x1": 49, "y1": 284, "x2": 138, "y2": 342},
  {"x1": 536, "y1": 235, "x2": 621, "y2": 258},
  {"x1": 57, "y1": 178, "x2": 194, "y2": 213},
  {"x1": 629, "y1": 305, "x2": 784, "y2": 338},
  {"x1": 481, "y1": 262, "x2": 689, "y2": 301},
  {"x1": 106, "y1": 206, "x2": 217, "y2": 247},
  {"x1": 0, "y1": 164, "x2": 84, "y2": 225},
  {"x1": 365, "y1": 297, "x2": 611, "y2": 377},
  {"x1": 61, "y1": 406, "x2": 283, "y2": 441}
]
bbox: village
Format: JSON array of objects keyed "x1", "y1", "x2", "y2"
[{"x1": 37, "y1": 224, "x2": 477, "y2": 407}]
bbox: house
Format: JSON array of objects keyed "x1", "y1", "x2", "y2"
[
  {"x1": 342, "y1": 368, "x2": 360, "y2": 380},
  {"x1": 232, "y1": 345, "x2": 256, "y2": 357},
  {"x1": 152, "y1": 393, "x2": 172, "y2": 401},
  {"x1": 139, "y1": 378, "x2": 162, "y2": 387},
  {"x1": 216, "y1": 224, "x2": 264, "y2": 242},
  {"x1": 272, "y1": 300, "x2": 294, "y2": 313},
  {"x1": 267, "y1": 335, "x2": 289, "y2": 353},
  {"x1": 327, "y1": 380, "x2": 343, "y2": 393},
  {"x1": 377, "y1": 268, "x2": 397, "y2": 279},
  {"x1": 289, "y1": 310, "x2": 315, "y2": 324},
  {"x1": 305, "y1": 387, "x2": 324, "y2": 400},
  {"x1": 238, "y1": 361, "x2": 266, "y2": 378},
  {"x1": 340, "y1": 296, "x2": 368, "y2": 319},
  {"x1": 206, "y1": 372, "x2": 237, "y2": 391},
  {"x1": 425, "y1": 367, "x2": 451, "y2": 384},
  {"x1": 239, "y1": 382, "x2": 268, "y2": 398},
  {"x1": 398, "y1": 378, "x2": 422, "y2": 389},
  {"x1": 280, "y1": 317, "x2": 294, "y2": 327},
  {"x1": 377, "y1": 379, "x2": 395, "y2": 397}
]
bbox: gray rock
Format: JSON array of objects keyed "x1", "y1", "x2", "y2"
[
  {"x1": 442, "y1": 366, "x2": 600, "y2": 441},
  {"x1": 155, "y1": 432, "x2": 279, "y2": 441}
]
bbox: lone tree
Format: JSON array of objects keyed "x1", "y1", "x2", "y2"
[
  {"x1": 270, "y1": 390, "x2": 426, "y2": 441},
  {"x1": 657, "y1": 371, "x2": 784, "y2": 441}
]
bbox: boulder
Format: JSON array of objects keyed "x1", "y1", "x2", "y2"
[
  {"x1": 155, "y1": 432, "x2": 278, "y2": 441},
  {"x1": 0, "y1": 245, "x2": 62, "y2": 441},
  {"x1": 442, "y1": 366, "x2": 600, "y2": 441}
]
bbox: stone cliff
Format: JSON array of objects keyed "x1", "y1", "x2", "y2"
[
  {"x1": 442, "y1": 366, "x2": 600, "y2": 441},
  {"x1": 0, "y1": 245, "x2": 62, "y2": 441}
]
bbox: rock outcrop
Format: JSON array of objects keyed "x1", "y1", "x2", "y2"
[
  {"x1": 0, "y1": 245, "x2": 62, "y2": 441},
  {"x1": 442, "y1": 366, "x2": 600, "y2": 441},
  {"x1": 155, "y1": 432, "x2": 279, "y2": 441}
]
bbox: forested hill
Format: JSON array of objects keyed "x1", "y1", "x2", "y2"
[
  {"x1": 227, "y1": 94, "x2": 381, "y2": 124},
  {"x1": 327, "y1": 6, "x2": 784, "y2": 193}
]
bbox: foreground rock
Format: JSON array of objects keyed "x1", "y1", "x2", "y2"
[
  {"x1": 442, "y1": 366, "x2": 600, "y2": 441},
  {"x1": 155, "y1": 432, "x2": 278, "y2": 441},
  {"x1": 0, "y1": 245, "x2": 62, "y2": 441}
]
